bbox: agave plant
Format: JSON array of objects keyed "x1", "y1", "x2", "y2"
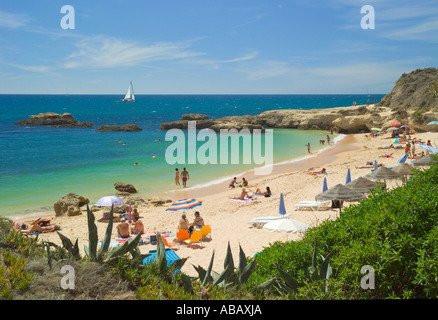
[
  {"x1": 277, "y1": 243, "x2": 333, "y2": 294},
  {"x1": 193, "y1": 241, "x2": 274, "y2": 292}
]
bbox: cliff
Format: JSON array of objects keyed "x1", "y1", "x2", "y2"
[{"x1": 160, "y1": 68, "x2": 438, "y2": 133}]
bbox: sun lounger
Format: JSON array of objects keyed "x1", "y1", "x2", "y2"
[
  {"x1": 293, "y1": 201, "x2": 331, "y2": 211},
  {"x1": 248, "y1": 213, "x2": 293, "y2": 228},
  {"x1": 143, "y1": 248, "x2": 182, "y2": 271}
]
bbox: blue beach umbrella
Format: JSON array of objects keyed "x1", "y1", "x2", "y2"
[
  {"x1": 374, "y1": 160, "x2": 378, "y2": 171},
  {"x1": 427, "y1": 121, "x2": 438, "y2": 125},
  {"x1": 322, "y1": 177, "x2": 328, "y2": 192},
  {"x1": 279, "y1": 193, "x2": 286, "y2": 216},
  {"x1": 345, "y1": 168, "x2": 351, "y2": 184},
  {"x1": 398, "y1": 152, "x2": 410, "y2": 164}
]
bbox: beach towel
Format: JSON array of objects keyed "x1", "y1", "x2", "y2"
[{"x1": 229, "y1": 197, "x2": 255, "y2": 202}]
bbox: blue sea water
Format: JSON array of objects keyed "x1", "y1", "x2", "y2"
[{"x1": 0, "y1": 94, "x2": 384, "y2": 216}]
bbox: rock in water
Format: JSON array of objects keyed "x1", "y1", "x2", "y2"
[
  {"x1": 95, "y1": 124, "x2": 142, "y2": 132},
  {"x1": 54, "y1": 193, "x2": 90, "y2": 216},
  {"x1": 15, "y1": 112, "x2": 93, "y2": 128},
  {"x1": 114, "y1": 182, "x2": 137, "y2": 193}
]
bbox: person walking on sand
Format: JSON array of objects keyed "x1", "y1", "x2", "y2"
[
  {"x1": 181, "y1": 168, "x2": 189, "y2": 187},
  {"x1": 175, "y1": 168, "x2": 180, "y2": 185},
  {"x1": 327, "y1": 135, "x2": 331, "y2": 145}
]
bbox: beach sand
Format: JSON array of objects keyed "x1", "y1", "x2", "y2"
[{"x1": 14, "y1": 130, "x2": 438, "y2": 277}]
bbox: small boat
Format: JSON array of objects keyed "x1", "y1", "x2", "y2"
[{"x1": 121, "y1": 81, "x2": 135, "y2": 102}]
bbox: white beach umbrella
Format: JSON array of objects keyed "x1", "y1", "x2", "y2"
[
  {"x1": 95, "y1": 195, "x2": 124, "y2": 207},
  {"x1": 263, "y1": 218, "x2": 311, "y2": 234}
]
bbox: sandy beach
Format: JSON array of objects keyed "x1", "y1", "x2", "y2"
[{"x1": 13, "y1": 129, "x2": 438, "y2": 277}]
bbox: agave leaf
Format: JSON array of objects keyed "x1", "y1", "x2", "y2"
[
  {"x1": 180, "y1": 273, "x2": 193, "y2": 293},
  {"x1": 57, "y1": 231, "x2": 74, "y2": 253},
  {"x1": 72, "y1": 239, "x2": 80, "y2": 260},
  {"x1": 104, "y1": 239, "x2": 131, "y2": 262},
  {"x1": 86, "y1": 205, "x2": 98, "y2": 261},
  {"x1": 193, "y1": 264, "x2": 207, "y2": 282},
  {"x1": 277, "y1": 267, "x2": 299, "y2": 293},
  {"x1": 212, "y1": 264, "x2": 232, "y2": 286},
  {"x1": 238, "y1": 244, "x2": 247, "y2": 277},
  {"x1": 319, "y1": 251, "x2": 334, "y2": 280},
  {"x1": 254, "y1": 277, "x2": 276, "y2": 293},
  {"x1": 202, "y1": 250, "x2": 215, "y2": 287},
  {"x1": 46, "y1": 242, "x2": 52, "y2": 270},
  {"x1": 98, "y1": 205, "x2": 114, "y2": 259},
  {"x1": 223, "y1": 241, "x2": 234, "y2": 272},
  {"x1": 155, "y1": 232, "x2": 167, "y2": 270},
  {"x1": 238, "y1": 259, "x2": 256, "y2": 285},
  {"x1": 170, "y1": 257, "x2": 188, "y2": 273}
]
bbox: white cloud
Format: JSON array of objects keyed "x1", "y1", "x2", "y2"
[
  {"x1": 63, "y1": 36, "x2": 205, "y2": 69},
  {"x1": 0, "y1": 11, "x2": 28, "y2": 29},
  {"x1": 9, "y1": 63, "x2": 51, "y2": 73}
]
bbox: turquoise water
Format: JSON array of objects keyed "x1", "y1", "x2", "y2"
[{"x1": 0, "y1": 94, "x2": 384, "y2": 216}]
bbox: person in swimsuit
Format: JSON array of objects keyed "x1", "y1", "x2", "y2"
[
  {"x1": 181, "y1": 168, "x2": 189, "y2": 187},
  {"x1": 178, "y1": 214, "x2": 189, "y2": 230},
  {"x1": 191, "y1": 211, "x2": 205, "y2": 229},
  {"x1": 175, "y1": 168, "x2": 180, "y2": 185}
]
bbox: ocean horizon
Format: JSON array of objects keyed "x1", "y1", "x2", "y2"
[{"x1": 0, "y1": 94, "x2": 384, "y2": 217}]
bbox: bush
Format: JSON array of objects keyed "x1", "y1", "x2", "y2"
[{"x1": 250, "y1": 158, "x2": 438, "y2": 299}]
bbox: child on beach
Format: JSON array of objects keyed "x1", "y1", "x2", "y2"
[
  {"x1": 175, "y1": 168, "x2": 180, "y2": 185},
  {"x1": 229, "y1": 177, "x2": 240, "y2": 188}
]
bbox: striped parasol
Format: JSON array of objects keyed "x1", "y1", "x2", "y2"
[{"x1": 165, "y1": 198, "x2": 203, "y2": 211}]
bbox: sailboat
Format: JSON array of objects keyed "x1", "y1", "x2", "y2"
[{"x1": 121, "y1": 81, "x2": 135, "y2": 102}]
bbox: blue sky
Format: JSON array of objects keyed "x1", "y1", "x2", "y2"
[{"x1": 0, "y1": 0, "x2": 437, "y2": 94}]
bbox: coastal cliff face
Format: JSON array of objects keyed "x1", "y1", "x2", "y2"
[{"x1": 159, "y1": 68, "x2": 438, "y2": 134}]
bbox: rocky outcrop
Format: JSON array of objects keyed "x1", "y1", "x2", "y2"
[
  {"x1": 16, "y1": 112, "x2": 93, "y2": 128},
  {"x1": 114, "y1": 182, "x2": 137, "y2": 194},
  {"x1": 159, "y1": 68, "x2": 438, "y2": 133},
  {"x1": 96, "y1": 124, "x2": 142, "y2": 132},
  {"x1": 182, "y1": 113, "x2": 209, "y2": 121},
  {"x1": 54, "y1": 193, "x2": 90, "y2": 217}
]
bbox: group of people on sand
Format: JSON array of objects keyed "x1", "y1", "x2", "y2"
[
  {"x1": 228, "y1": 177, "x2": 249, "y2": 188},
  {"x1": 13, "y1": 218, "x2": 60, "y2": 235},
  {"x1": 178, "y1": 211, "x2": 205, "y2": 236},
  {"x1": 175, "y1": 168, "x2": 190, "y2": 187},
  {"x1": 230, "y1": 186, "x2": 272, "y2": 200},
  {"x1": 116, "y1": 208, "x2": 145, "y2": 238}
]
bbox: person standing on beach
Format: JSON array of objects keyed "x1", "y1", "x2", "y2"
[
  {"x1": 181, "y1": 167, "x2": 189, "y2": 187},
  {"x1": 305, "y1": 142, "x2": 311, "y2": 153},
  {"x1": 327, "y1": 135, "x2": 331, "y2": 145},
  {"x1": 175, "y1": 168, "x2": 180, "y2": 185}
]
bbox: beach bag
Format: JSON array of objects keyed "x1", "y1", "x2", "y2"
[{"x1": 150, "y1": 234, "x2": 157, "y2": 245}]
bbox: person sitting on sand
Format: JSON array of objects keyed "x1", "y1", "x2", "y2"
[
  {"x1": 241, "y1": 177, "x2": 249, "y2": 187},
  {"x1": 130, "y1": 216, "x2": 144, "y2": 235},
  {"x1": 117, "y1": 218, "x2": 131, "y2": 238},
  {"x1": 132, "y1": 208, "x2": 140, "y2": 220},
  {"x1": 191, "y1": 211, "x2": 205, "y2": 229},
  {"x1": 255, "y1": 186, "x2": 272, "y2": 197},
  {"x1": 308, "y1": 168, "x2": 327, "y2": 175},
  {"x1": 229, "y1": 177, "x2": 240, "y2": 188},
  {"x1": 178, "y1": 214, "x2": 189, "y2": 230},
  {"x1": 230, "y1": 188, "x2": 250, "y2": 200}
]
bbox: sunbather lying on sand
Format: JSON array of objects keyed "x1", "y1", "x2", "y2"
[
  {"x1": 308, "y1": 168, "x2": 327, "y2": 175},
  {"x1": 355, "y1": 162, "x2": 384, "y2": 169},
  {"x1": 378, "y1": 144, "x2": 394, "y2": 149},
  {"x1": 13, "y1": 218, "x2": 60, "y2": 235},
  {"x1": 379, "y1": 153, "x2": 393, "y2": 158},
  {"x1": 254, "y1": 186, "x2": 272, "y2": 197}
]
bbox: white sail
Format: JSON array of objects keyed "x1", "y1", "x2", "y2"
[{"x1": 122, "y1": 82, "x2": 135, "y2": 101}]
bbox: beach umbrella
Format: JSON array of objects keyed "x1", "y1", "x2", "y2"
[
  {"x1": 279, "y1": 193, "x2": 286, "y2": 216},
  {"x1": 369, "y1": 166, "x2": 403, "y2": 181},
  {"x1": 345, "y1": 168, "x2": 351, "y2": 184},
  {"x1": 398, "y1": 152, "x2": 410, "y2": 164},
  {"x1": 391, "y1": 138, "x2": 406, "y2": 144},
  {"x1": 95, "y1": 196, "x2": 124, "y2": 207},
  {"x1": 346, "y1": 177, "x2": 377, "y2": 194},
  {"x1": 392, "y1": 163, "x2": 415, "y2": 176},
  {"x1": 263, "y1": 218, "x2": 311, "y2": 234},
  {"x1": 315, "y1": 183, "x2": 366, "y2": 213},
  {"x1": 322, "y1": 177, "x2": 328, "y2": 192},
  {"x1": 370, "y1": 127, "x2": 382, "y2": 131},
  {"x1": 165, "y1": 198, "x2": 203, "y2": 211},
  {"x1": 374, "y1": 160, "x2": 378, "y2": 171},
  {"x1": 427, "y1": 121, "x2": 438, "y2": 125},
  {"x1": 389, "y1": 122, "x2": 401, "y2": 127},
  {"x1": 401, "y1": 125, "x2": 410, "y2": 129},
  {"x1": 412, "y1": 154, "x2": 437, "y2": 167},
  {"x1": 386, "y1": 127, "x2": 399, "y2": 132}
]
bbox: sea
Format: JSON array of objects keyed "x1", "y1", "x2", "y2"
[{"x1": 0, "y1": 94, "x2": 385, "y2": 217}]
